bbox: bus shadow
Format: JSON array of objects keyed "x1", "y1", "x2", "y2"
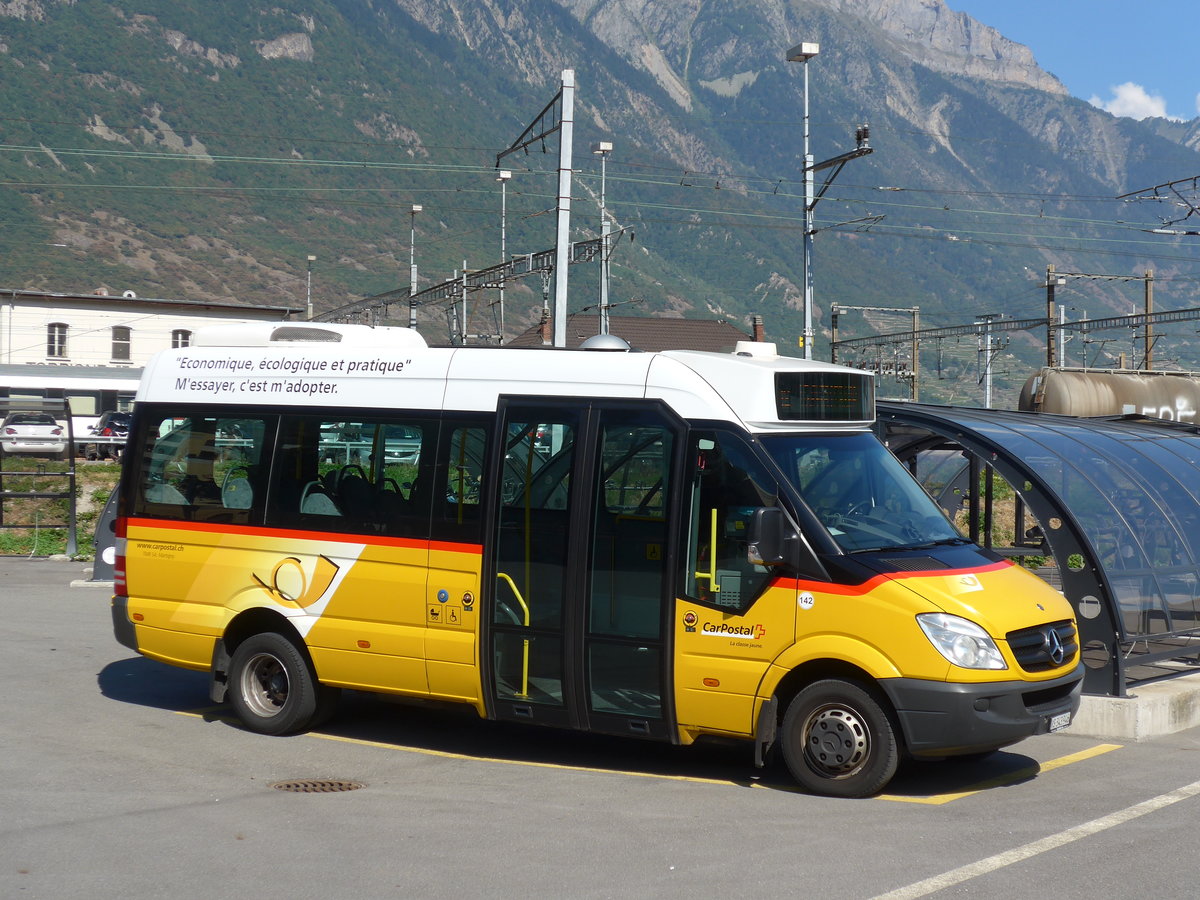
[
  {"x1": 98, "y1": 656, "x2": 211, "y2": 711},
  {"x1": 96, "y1": 661, "x2": 1042, "y2": 799},
  {"x1": 293, "y1": 694, "x2": 1046, "y2": 800},
  {"x1": 320, "y1": 693, "x2": 761, "y2": 782},
  {"x1": 880, "y1": 752, "x2": 1042, "y2": 798}
]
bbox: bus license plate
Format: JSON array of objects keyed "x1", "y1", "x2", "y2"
[{"x1": 1049, "y1": 712, "x2": 1071, "y2": 732}]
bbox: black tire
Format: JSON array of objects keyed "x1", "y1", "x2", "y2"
[
  {"x1": 780, "y1": 678, "x2": 899, "y2": 798},
  {"x1": 227, "y1": 632, "x2": 338, "y2": 735}
]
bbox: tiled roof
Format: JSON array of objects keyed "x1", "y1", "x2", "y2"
[
  {"x1": 2, "y1": 288, "x2": 300, "y2": 316},
  {"x1": 507, "y1": 313, "x2": 753, "y2": 352}
]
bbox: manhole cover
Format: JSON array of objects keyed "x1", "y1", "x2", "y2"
[{"x1": 270, "y1": 779, "x2": 365, "y2": 793}]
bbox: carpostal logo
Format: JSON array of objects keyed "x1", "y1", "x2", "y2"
[{"x1": 701, "y1": 622, "x2": 766, "y2": 641}]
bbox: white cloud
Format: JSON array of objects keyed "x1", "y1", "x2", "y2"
[
  {"x1": 1088, "y1": 82, "x2": 1179, "y2": 121},
  {"x1": 1195, "y1": 92, "x2": 1200, "y2": 117}
]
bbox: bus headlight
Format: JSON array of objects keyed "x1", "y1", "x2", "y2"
[{"x1": 917, "y1": 613, "x2": 1007, "y2": 670}]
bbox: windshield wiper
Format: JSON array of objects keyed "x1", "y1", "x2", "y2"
[
  {"x1": 906, "y1": 537, "x2": 972, "y2": 550},
  {"x1": 847, "y1": 536, "x2": 969, "y2": 554}
]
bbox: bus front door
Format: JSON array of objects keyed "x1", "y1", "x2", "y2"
[{"x1": 488, "y1": 404, "x2": 676, "y2": 741}]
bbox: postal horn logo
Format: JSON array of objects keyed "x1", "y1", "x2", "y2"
[{"x1": 252, "y1": 554, "x2": 340, "y2": 608}]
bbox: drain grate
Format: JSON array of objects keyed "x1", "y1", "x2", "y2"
[{"x1": 270, "y1": 779, "x2": 365, "y2": 794}]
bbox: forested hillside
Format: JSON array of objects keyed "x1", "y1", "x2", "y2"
[{"x1": 0, "y1": 0, "x2": 1196, "y2": 404}]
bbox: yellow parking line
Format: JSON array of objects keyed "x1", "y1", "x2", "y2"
[
  {"x1": 308, "y1": 730, "x2": 749, "y2": 786},
  {"x1": 178, "y1": 706, "x2": 1121, "y2": 799},
  {"x1": 178, "y1": 706, "x2": 228, "y2": 716},
  {"x1": 878, "y1": 743, "x2": 1123, "y2": 805}
]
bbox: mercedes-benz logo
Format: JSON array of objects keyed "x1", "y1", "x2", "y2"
[{"x1": 1045, "y1": 628, "x2": 1065, "y2": 666}]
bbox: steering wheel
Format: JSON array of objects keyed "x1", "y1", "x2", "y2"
[{"x1": 845, "y1": 499, "x2": 872, "y2": 518}]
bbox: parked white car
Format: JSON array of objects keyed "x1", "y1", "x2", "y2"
[{"x1": 1, "y1": 412, "x2": 67, "y2": 456}]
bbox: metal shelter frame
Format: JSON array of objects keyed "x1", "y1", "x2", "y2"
[
  {"x1": 877, "y1": 402, "x2": 1200, "y2": 697},
  {"x1": 0, "y1": 397, "x2": 78, "y2": 556}
]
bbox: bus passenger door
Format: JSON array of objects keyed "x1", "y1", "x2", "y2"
[
  {"x1": 489, "y1": 407, "x2": 580, "y2": 729},
  {"x1": 583, "y1": 410, "x2": 675, "y2": 739},
  {"x1": 487, "y1": 404, "x2": 677, "y2": 740}
]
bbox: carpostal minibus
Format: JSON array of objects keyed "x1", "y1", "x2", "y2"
[{"x1": 111, "y1": 322, "x2": 1082, "y2": 798}]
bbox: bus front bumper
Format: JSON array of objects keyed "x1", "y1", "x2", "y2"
[{"x1": 880, "y1": 663, "x2": 1084, "y2": 758}]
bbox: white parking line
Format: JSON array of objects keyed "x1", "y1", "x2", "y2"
[{"x1": 873, "y1": 778, "x2": 1200, "y2": 899}]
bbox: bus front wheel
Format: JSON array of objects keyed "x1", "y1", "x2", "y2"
[
  {"x1": 780, "y1": 678, "x2": 899, "y2": 798},
  {"x1": 228, "y1": 632, "x2": 337, "y2": 735}
]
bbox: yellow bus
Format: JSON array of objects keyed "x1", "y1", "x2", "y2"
[{"x1": 111, "y1": 323, "x2": 1082, "y2": 797}]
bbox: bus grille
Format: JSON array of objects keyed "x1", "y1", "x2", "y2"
[{"x1": 1007, "y1": 620, "x2": 1078, "y2": 672}]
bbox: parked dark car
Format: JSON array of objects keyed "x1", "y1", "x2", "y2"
[{"x1": 85, "y1": 411, "x2": 131, "y2": 460}]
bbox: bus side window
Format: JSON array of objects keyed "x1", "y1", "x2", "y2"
[
  {"x1": 213, "y1": 417, "x2": 270, "y2": 520},
  {"x1": 268, "y1": 415, "x2": 435, "y2": 536},
  {"x1": 132, "y1": 412, "x2": 273, "y2": 526},
  {"x1": 268, "y1": 417, "x2": 337, "y2": 526},
  {"x1": 135, "y1": 415, "x2": 192, "y2": 512},
  {"x1": 431, "y1": 421, "x2": 489, "y2": 544},
  {"x1": 682, "y1": 430, "x2": 780, "y2": 611},
  {"x1": 373, "y1": 419, "x2": 433, "y2": 538}
]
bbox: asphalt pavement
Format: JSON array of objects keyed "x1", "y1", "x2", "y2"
[{"x1": 4, "y1": 558, "x2": 1200, "y2": 899}]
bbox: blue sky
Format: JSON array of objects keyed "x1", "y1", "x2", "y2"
[{"x1": 945, "y1": 1, "x2": 1200, "y2": 121}]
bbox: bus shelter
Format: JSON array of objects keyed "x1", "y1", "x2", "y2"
[{"x1": 876, "y1": 402, "x2": 1200, "y2": 697}]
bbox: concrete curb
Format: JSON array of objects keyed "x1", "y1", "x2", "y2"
[{"x1": 1069, "y1": 673, "x2": 1200, "y2": 741}]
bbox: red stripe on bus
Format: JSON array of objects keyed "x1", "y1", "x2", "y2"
[{"x1": 774, "y1": 558, "x2": 1012, "y2": 595}]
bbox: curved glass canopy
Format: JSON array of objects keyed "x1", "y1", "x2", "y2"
[{"x1": 877, "y1": 402, "x2": 1200, "y2": 696}]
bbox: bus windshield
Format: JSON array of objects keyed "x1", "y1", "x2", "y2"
[{"x1": 762, "y1": 432, "x2": 962, "y2": 552}]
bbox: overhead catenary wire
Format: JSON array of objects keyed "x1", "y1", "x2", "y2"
[
  {"x1": 2, "y1": 133, "x2": 1182, "y2": 209},
  {"x1": 4, "y1": 126, "x2": 1196, "y2": 314}
]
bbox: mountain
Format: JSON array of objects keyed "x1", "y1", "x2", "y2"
[{"x1": 0, "y1": 0, "x2": 1196, "y2": 405}]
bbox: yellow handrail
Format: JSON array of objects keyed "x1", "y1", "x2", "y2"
[
  {"x1": 693, "y1": 507, "x2": 721, "y2": 592},
  {"x1": 455, "y1": 430, "x2": 467, "y2": 525},
  {"x1": 495, "y1": 571, "x2": 531, "y2": 699}
]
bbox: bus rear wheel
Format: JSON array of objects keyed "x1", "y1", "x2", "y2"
[
  {"x1": 780, "y1": 678, "x2": 899, "y2": 798},
  {"x1": 228, "y1": 632, "x2": 337, "y2": 735}
]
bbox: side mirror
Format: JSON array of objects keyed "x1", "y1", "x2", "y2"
[
  {"x1": 747, "y1": 506, "x2": 829, "y2": 582},
  {"x1": 747, "y1": 507, "x2": 787, "y2": 566}
]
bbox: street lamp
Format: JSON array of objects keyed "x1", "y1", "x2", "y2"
[
  {"x1": 497, "y1": 170, "x2": 511, "y2": 343},
  {"x1": 787, "y1": 41, "x2": 819, "y2": 359},
  {"x1": 592, "y1": 141, "x2": 614, "y2": 335},
  {"x1": 305, "y1": 254, "x2": 316, "y2": 320},
  {"x1": 408, "y1": 204, "x2": 422, "y2": 329}
]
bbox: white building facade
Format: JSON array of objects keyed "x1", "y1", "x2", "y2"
[{"x1": 0, "y1": 288, "x2": 299, "y2": 433}]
